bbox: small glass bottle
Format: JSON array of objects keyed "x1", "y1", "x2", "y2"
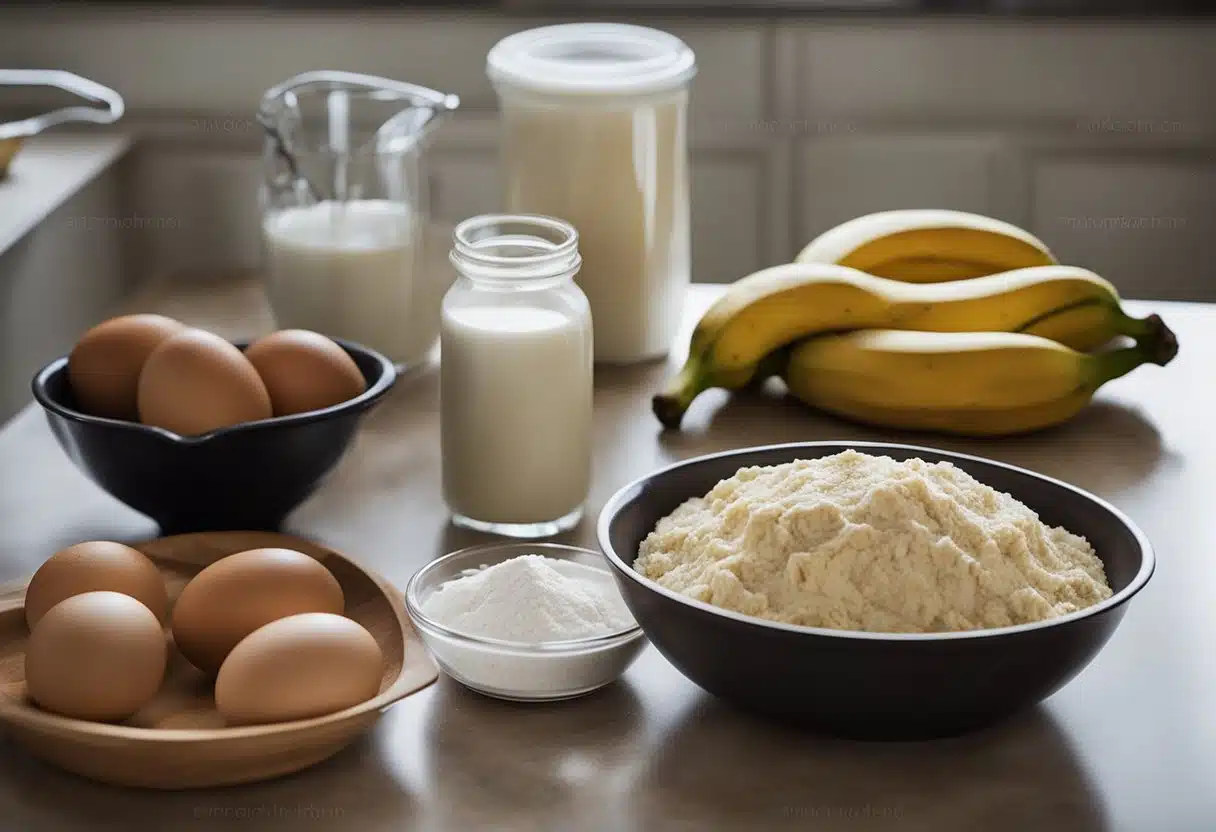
[{"x1": 441, "y1": 214, "x2": 593, "y2": 538}]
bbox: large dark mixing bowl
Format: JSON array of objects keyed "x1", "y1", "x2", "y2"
[
  {"x1": 597, "y1": 441, "x2": 1154, "y2": 740},
  {"x1": 32, "y1": 338, "x2": 395, "y2": 535}
]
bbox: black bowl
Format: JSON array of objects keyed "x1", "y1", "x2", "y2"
[
  {"x1": 31, "y1": 338, "x2": 396, "y2": 535},
  {"x1": 597, "y1": 441, "x2": 1154, "y2": 741}
]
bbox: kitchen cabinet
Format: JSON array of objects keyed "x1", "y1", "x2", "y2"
[
  {"x1": 129, "y1": 150, "x2": 263, "y2": 280},
  {"x1": 0, "y1": 11, "x2": 769, "y2": 134},
  {"x1": 1029, "y1": 157, "x2": 1216, "y2": 301},
  {"x1": 0, "y1": 136, "x2": 132, "y2": 422},
  {"x1": 691, "y1": 150, "x2": 771, "y2": 283},
  {"x1": 0, "y1": 9, "x2": 1211, "y2": 297},
  {"x1": 794, "y1": 136, "x2": 1019, "y2": 248},
  {"x1": 788, "y1": 24, "x2": 1215, "y2": 127},
  {"x1": 429, "y1": 150, "x2": 500, "y2": 230}
]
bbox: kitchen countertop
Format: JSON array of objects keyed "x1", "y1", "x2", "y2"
[{"x1": 0, "y1": 279, "x2": 1212, "y2": 830}]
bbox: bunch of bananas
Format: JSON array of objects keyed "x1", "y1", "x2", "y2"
[{"x1": 654, "y1": 209, "x2": 1178, "y2": 436}]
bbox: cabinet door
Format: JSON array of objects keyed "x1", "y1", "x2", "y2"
[
  {"x1": 792, "y1": 23, "x2": 1216, "y2": 130},
  {"x1": 794, "y1": 136, "x2": 1018, "y2": 252},
  {"x1": 0, "y1": 173, "x2": 126, "y2": 421},
  {"x1": 131, "y1": 149, "x2": 263, "y2": 281},
  {"x1": 691, "y1": 151, "x2": 769, "y2": 284},
  {"x1": 1030, "y1": 158, "x2": 1216, "y2": 301},
  {"x1": 430, "y1": 150, "x2": 500, "y2": 225}
]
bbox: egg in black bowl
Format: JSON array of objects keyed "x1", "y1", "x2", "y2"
[
  {"x1": 596, "y1": 441, "x2": 1154, "y2": 741},
  {"x1": 31, "y1": 337, "x2": 396, "y2": 535}
]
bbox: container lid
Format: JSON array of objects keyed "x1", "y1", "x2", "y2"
[{"x1": 486, "y1": 23, "x2": 697, "y2": 97}]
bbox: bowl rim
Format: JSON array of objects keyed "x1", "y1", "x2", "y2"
[
  {"x1": 30, "y1": 336, "x2": 397, "y2": 446},
  {"x1": 404, "y1": 541, "x2": 645, "y2": 651},
  {"x1": 596, "y1": 440, "x2": 1156, "y2": 642}
]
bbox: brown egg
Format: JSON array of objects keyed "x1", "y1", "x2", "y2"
[
  {"x1": 25, "y1": 591, "x2": 168, "y2": 722},
  {"x1": 215, "y1": 613, "x2": 383, "y2": 725},
  {"x1": 68, "y1": 314, "x2": 185, "y2": 420},
  {"x1": 25, "y1": 540, "x2": 169, "y2": 630},
  {"x1": 171, "y1": 548, "x2": 345, "y2": 675},
  {"x1": 245, "y1": 329, "x2": 367, "y2": 416},
  {"x1": 137, "y1": 328, "x2": 272, "y2": 436}
]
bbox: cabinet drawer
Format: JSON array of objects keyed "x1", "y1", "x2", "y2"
[
  {"x1": 1030, "y1": 157, "x2": 1216, "y2": 301},
  {"x1": 795, "y1": 135, "x2": 1014, "y2": 250},
  {"x1": 790, "y1": 23, "x2": 1215, "y2": 129}
]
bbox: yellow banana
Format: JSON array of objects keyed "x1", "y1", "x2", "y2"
[
  {"x1": 781, "y1": 327, "x2": 1178, "y2": 437},
  {"x1": 795, "y1": 391, "x2": 1096, "y2": 438},
  {"x1": 795, "y1": 209, "x2": 1056, "y2": 282},
  {"x1": 1017, "y1": 298, "x2": 1131, "y2": 353},
  {"x1": 654, "y1": 262, "x2": 1157, "y2": 429}
]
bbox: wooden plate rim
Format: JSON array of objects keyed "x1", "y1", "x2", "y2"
[{"x1": 0, "y1": 531, "x2": 438, "y2": 742}]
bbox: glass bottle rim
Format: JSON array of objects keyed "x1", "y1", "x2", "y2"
[{"x1": 449, "y1": 213, "x2": 581, "y2": 282}]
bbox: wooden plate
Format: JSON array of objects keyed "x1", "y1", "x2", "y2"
[{"x1": 0, "y1": 531, "x2": 438, "y2": 789}]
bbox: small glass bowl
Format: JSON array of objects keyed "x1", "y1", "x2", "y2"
[{"x1": 404, "y1": 542, "x2": 646, "y2": 702}]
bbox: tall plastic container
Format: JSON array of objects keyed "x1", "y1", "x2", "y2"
[{"x1": 488, "y1": 24, "x2": 697, "y2": 365}]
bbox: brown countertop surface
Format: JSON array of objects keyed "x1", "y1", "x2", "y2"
[{"x1": 0, "y1": 279, "x2": 1210, "y2": 830}]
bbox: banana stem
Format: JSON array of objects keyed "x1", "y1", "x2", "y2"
[
  {"x1": 1114, "y1": 313, "x2": 1151, "y2": 340},
  {"x1": 652, "y1": 358, "x2": 705, "y2": 429},
  {"x1": 1016, "y1": 299, "x2": 1165, "y2": 347},
  {"x1": 1089, "y1": 316, "x2": 1179, "y2": 387},
  {"x1": 1089, "y1": 346, "x2": 1150, "y2": 388}
]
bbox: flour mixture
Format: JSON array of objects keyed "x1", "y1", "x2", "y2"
[{"x1": 634, "y1": 450, "x2": 1113, "y2": 633}]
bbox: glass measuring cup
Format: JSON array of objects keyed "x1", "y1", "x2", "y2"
[{"x1": 258, "y1": 71, "x2": 459, "y2": 369}]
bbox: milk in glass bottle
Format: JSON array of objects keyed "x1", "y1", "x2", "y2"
[{"x1": 440, "y1": 214, "x2": 593, "y2": 538}]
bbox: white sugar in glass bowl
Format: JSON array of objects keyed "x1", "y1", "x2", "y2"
[{"x1": 404, "y1": 542, "x2": 646, "y2": 701}]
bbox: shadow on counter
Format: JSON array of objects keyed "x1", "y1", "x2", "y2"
[
  {"x1": 421, "y1": 676, "x2": 647, "y2": 829},
  {"x1": 0, "y1": 729, "x2": 416, "y2": 831},
  {"x1": 631, "y1": 694, "x2": 1108, "y2": 831},
  {"x1": 437, "y1": 513, "x2": 589, "y2": 556},
  {"x1": 661, "y1": 384, "x2": 1166, "y2": 498}
]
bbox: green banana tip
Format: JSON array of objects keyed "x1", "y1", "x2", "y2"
[
  {"x1": 652, "y1": 358, "x2": 704, "y2": 430},
  {"x1": 1090, "y1": 314, "x2": 1179, "y2": 388},
  {"x1": 651, "y1": 392, "x2": 688, "y2": 430}
]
